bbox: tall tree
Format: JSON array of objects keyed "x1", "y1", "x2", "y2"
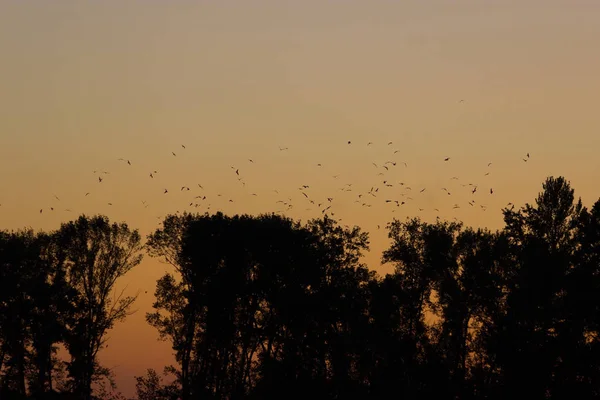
[
  {"x1": 146, "y1": 212, "x2": 374, "y2": 399},
  {"x1": 26, "y1": 231, "x2": 74, "y2": 397},
  {"x1": 55, "y1": 215, "x2": 143, "y2": 400},
  {"x1": 145, "y1": 212, "x2": 202, "y2": 400},
  {"x1": 0, "y1": 229, "x2": 37, "y2": 398},
  {"x1": 493, "y1": 176, "x2": 583, "y2": 398}
]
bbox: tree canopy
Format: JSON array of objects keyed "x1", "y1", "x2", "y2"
[{"x1": 2, "y1": 176, "x2": 600, "y2": 399}]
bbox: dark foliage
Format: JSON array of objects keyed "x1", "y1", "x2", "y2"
[{"x1": 2, "y1": 177, "x2": 600, "y2": 399}]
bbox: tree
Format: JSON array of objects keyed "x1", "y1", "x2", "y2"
[
  {"x1": 54, "y1": 215, "x2": 143, "y2": 400},
  {"x1": 492, "y1": 176, "x2": 584, "y2": 398},
  {"x1": 135, "y1": 368, "x2": 180, "y2": 400},
  {"x1": 0, "y1": 229, "x2": 36, "y2": 398},
  {"x1": 146, "y1": 212, "x2": 374, "y2": 399},
  {"x1": 145, "y1": 213, "x2": 202, "y2": 400}
]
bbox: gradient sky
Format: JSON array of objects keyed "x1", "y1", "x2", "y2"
[{"x1": 2, "y1": 1, "x2": 600, "y2": 396}]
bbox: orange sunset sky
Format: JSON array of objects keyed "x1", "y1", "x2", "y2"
[{"x1": 1, "y1": 1, "x2": 600, "y2": 397}]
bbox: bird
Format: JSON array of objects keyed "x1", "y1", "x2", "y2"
[
  {"x1": 85, "y1": 192, "x2": 90, "y2": 196},
  {"x1": 98, "y1": 177, "x2": 103, "y2": 183},
  {"x1": 164, "y1": 189, "x2": 168, "y2": 194},
  {"x1": 347, "y1": 141, "x2": 351, "y2": 144},
  {"x1": 172, "y1": 152, "x2": 176, "y2": 156},
  {"x1": 182, "y1": 144, "x2": 186, "y2": 149},
  {"x1": 444, "y1": 157, "x2": 450, "y2": 161},
  {"x1": 490, "y1": 188, "x2": 494, "y2": 194}
]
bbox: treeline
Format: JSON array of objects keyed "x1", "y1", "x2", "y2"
[{"x1": 2, "y1": 176, "x2": 600, "y2": 400}]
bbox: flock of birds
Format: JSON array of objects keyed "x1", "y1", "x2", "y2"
[{"x1": 23, "y1": 140, "x2": 532, "y2": 232}]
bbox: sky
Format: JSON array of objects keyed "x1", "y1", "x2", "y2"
[{"x1": 1, "y1": 0, "x2": 600, "y2": 397}]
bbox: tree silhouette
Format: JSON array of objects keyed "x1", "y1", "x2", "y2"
[
  {"x1": 4, "y1": 176, "x2": 600, "y2": 399},
  {"x1": 146, "y1": 213, "x2": 374, "y2": 399},
  {"x1": 54, "y1": 215, "x2": 143, "y2": 400},
  {"x1": 0, "y1": 229, "x2": 38, "y2": 398},
  {"x1": 134, "y1": 368, "x2": 180, "y2": 400},
  {"x1": 0, "y1": 229, "x2": 74, "y2": 399}
]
